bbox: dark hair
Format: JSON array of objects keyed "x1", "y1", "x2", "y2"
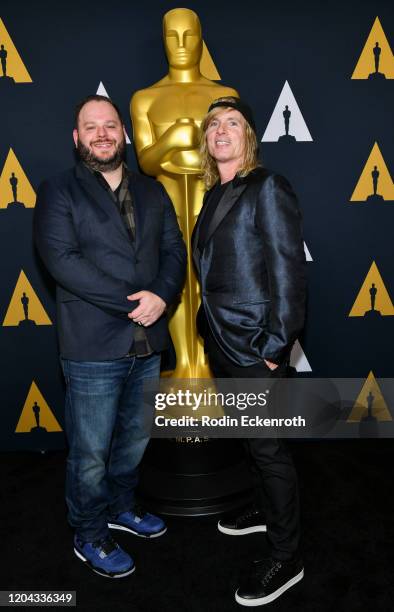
[{"x1": 74, "y1": 94, "x2": 124, "y2": 128}]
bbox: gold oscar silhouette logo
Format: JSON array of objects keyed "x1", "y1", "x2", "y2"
[
  {"x1": 0, "y1": 148, "x2": 36, "y2": 209},
  {"x1": 0, "y1": 18, "x2": 32, "y2": 84},
  {"x1": 347, "y1": 371, "x2": 391, "y2": 422},
  {"x1": 350, "y1": 142, "x2": 394, "y2": 203},
  {"x1": 15, "y1": 381, "x2": 62, "y2": 433},
  {"x1": 349, "y1": 261, "x2": 394, "y2": 318},
  {"x1": 352, "y1": 17, "x2": 394, "y2": 80},
  {"x1": 200, "y1": 41, "x2": 220, "y2": 79},
  {"x1": 2, "y1": 270, "x2": 52, "y2": 327}
]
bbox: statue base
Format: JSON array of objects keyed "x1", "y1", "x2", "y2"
[
  {"x1": 7, "y1": 201, "x2": 26, "y2": 209},
  {"x1": 368, "y1": 72, "x2": 386, "y2": 81},
  {"x1": 139, "y1": 438, "x2": 253, "y2": 516},
  {"x1": 30, "y1": 426, "x2": 48, "y2": 433},
  {"x1": 18, "y1": 319, "x2": 37, "y2": 327},
  {"x1": 0, "y1": 75, "x2": 15, "y2": 87},
  {"x1": 278, "y1": 134, "x2": 297, "y2": 143},
  {"x1": 363, "y1": 309, "x2": 382, "y2": 318},
  {"x1": 366, "y1": 194, "x2": 384, "y2": 203}
]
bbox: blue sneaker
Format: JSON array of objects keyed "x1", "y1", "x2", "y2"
[
  {"x1": 73, "y1": 535, "x2": 135, "y2": 578},
  {"x1": 108, "y1": 507, "x2": 167, "y2": 538}
]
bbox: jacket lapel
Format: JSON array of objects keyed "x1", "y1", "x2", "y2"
[
  {"x1": 74, "y1": 163, "x2": 132, "y2": 244},
  {"x1": 203, "y1": 181, "x2": 248, "y2": 245}
]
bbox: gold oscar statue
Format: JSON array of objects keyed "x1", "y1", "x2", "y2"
[{"x1": 131, "y1": 8, "x2": 238, "y2": 378}]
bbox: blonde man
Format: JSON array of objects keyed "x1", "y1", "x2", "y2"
[{"x1": 193, "y1": 97, "x2": 307, "y2": 606}]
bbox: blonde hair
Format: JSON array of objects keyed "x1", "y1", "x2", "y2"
[{"x1": 199, "y1": 98, "x2": 260, "y2": 189}]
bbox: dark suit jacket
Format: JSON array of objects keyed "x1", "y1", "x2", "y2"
[
  {"x1": 34, "y1": 162, "x2": 186, "y2": 360},
  {"x1": 192, "y1": 167, "x2": 306, "y2": 366}
]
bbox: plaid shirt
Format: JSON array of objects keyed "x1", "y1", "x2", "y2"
[{"x1": 91, "y1": 163, "x2": 153, "y2": 357}]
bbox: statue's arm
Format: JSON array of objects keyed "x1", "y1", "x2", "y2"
[{"x1": 130, "y1": 91, "x2": 201, "y2": 176}]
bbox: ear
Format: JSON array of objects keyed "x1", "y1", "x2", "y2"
[{"x1": 72, "y1": 129, "x2": 78, "y2": 149}]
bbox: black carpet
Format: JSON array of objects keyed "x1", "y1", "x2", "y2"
[{"x1": 1, "y1": 440, "x2": 394, "y2": 611}]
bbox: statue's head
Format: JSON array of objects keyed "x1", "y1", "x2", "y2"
[{"x1": 163, "y1": 8, "x2": 202, "y2": 69}]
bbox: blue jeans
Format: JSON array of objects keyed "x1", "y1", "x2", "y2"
[{"x1": 61, "y1": 354, "x2": 160, "y2": 542}]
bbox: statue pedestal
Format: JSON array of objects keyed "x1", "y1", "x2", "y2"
[
  {"x1": 278, "y1": 134, "x2": 297, "y2": 143},
  {"x1": 364, "y1": 309, "x2": 382, "y2": 318},
  {"x1": 366, "y1": 194, "x2": 384, "y2": 203},
  {"x1": 139, "y1": 438, "x2": 253, "y2": 516},
  {"x1": 368, "y1": 72, "x2": 386, "y2": 80},
  {"x1": 7, "y1": 201, "x2": 26, "y2": 209}
]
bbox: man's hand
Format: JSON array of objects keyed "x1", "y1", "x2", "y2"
[
  {"x1": 127, "y1": 291, "x2": 166, "y2": 326},
  {"x1": 264, "y1": 359, "x2": 279, "y2": 371}
]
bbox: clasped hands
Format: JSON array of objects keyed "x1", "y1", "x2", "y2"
[
  {"x1": 127, "y1": 292, "x2": 279, "y2": 369},
  {"x1": 127, "y1": 291, "x2": 166, "y2": 327}
]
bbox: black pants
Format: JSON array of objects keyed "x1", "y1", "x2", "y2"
[{"x1": 205, "y1": 332, "x2": 300, "y2": 561}]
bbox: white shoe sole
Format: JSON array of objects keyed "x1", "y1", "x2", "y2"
[
  {"x1": 108, "y1": 523, "x2": 167, "y2": 538},
  {"x1": 217, "y1": 522, "x2": 267, "y2": 536},
  {"x1": 74, "y1": 547, "x2": 135, "y2": 578},
  {"x1": 235, "y1": 568, "x2": 304, "y2": 606}
]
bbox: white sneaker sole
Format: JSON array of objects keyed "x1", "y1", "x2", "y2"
[
  {"x1": 217, "y1": 522, "x2": 267, "y2": 536},
  {"x1": 235, "y1": 568, "x2": 304, "y2": 606},
  {"x1": 108, "y1": 523, "x2": 167, "y2": 538},
  {"x1": 74, "y1": 547, "x2": 135, "y2": 578}
]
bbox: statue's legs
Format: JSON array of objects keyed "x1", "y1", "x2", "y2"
[{"x1": 158, "y1": 173, "x2": 211, "y2": 379}]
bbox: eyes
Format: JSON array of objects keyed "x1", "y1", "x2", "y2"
[
  {"x1": 208, "y1": 119, "x2": 240, "y2": 129},
  {"x1": 84, "y1": 123, "x2": 119, "y2": 131}
]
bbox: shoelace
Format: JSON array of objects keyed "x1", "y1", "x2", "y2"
[
  {"x1": 258, "y1": 560, "x2": 282, "y2": 586},
  {"x1": 133, "y1": 504, "x2": 147, "y2": 520},
  {"x1": 92, "y1": 537, "x2": 118, "y2": 556}
]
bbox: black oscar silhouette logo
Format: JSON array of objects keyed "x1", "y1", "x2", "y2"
[
  {"x1": 0, "y1": 43, "x2": 10, "y2": 78},
  {"x1": 365, "y1": 165, "x2": 384, "y2": 202},
  {"x1": 7, "y1": 171, "x2": 25, "y2": 208},
  {"x1": 0, "y1": 41, "x2": 15, "y2": 85},
  {"x1": 369, "y1": 42, "x2": 386, "y2": 80},
  {"x1": 30, "y1": 400, "x2": 47, "y2": 432},
  {"x1": 363, "y1": 391, "x2": 377, "y2": 422},
  {"x1": 278, "y1": 105, "x2": 296, "y2": 143},
  {"x1": 359, "y1": 390, "x2": 379, "y2": 438},
  {"x1": 19, "y1": 291, "x2": 36, "y2": 327},
  {"x1": 364, "y1": 283, "x2": 381, "y2": 318}
]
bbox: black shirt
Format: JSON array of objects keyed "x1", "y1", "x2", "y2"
[{"x1": 198, "y1": 181, "x2": 231, "y2": 252}]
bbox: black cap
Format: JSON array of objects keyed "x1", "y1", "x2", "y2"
[{"x1": 208, "y1": 97, "x2": 256, "y2": 133}]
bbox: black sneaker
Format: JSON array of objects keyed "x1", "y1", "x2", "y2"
[
  {"x1": 235, "y1": 557, "x2": 304, "y2": 606},
  {"x1": 218, "y1": 507, "x2": 267, "y2": 535}
]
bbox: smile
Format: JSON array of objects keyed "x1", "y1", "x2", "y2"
[{"x1": 92, "y1": 141, "x2": 114, "y2": 149}]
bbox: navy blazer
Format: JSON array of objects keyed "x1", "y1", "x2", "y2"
[
  {"x1": 34, "y1": 162, "x2": 186, "y2": 360},
  {"x1": 192, "y1": 167, "x2": 306, "y2": 366}
]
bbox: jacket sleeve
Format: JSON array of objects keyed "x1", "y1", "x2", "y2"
[
  {"x1": 34, "y1": 179, "x2": 140, "y2": 318},
  {"x1": 255, "y1": 174, "x2": 307, "y2": 363},
  {"x1": 145, "y1": 183, "x2": 187, "y2": 305}
]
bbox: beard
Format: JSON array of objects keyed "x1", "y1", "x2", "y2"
[{"x1": 77, "y1": 136, "x2": 126, "y2": 172}]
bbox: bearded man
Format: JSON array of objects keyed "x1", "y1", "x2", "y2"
[{"x1": 34, "y1": 95, "x2": 186, "y2": 578}]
